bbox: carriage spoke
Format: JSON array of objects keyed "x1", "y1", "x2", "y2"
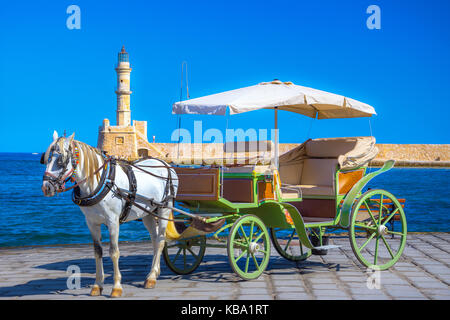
[
  {"x1": 374, "y1": 236, "x2": 380, "y2": 265},
  {"x1": 239, "y1": 226, "x2": 249, "y2": 244},
  {"x1": 187, "y1": 247, "x2": 199, "y2": 260},
  {"x1": 253, "y1": 230, "x2": 264, "y2": 243},
  {"x1": 386, "y1": 230, "x2": 404, "y2": 236},
  {"x1": 382, "y1": 208, "x2": 400, "y2": 226},
  {"x1": 358, "y1": 232, "x2": 376, "y2": 251},
  {"x1": 235, "y1": 248, "x2": 248, "y2": 263},
  {"x1": 245, "y1": 252, "x2": 250, "y2": 273},
  {"x1": 378, "y1": 195, "x2": 384, "y2": 224},
  {"x1": 251, "y1": 253, "x2": 259, "y2": 269},
  {"x1": 283, "y1": 229, "x2": 296, "y2": 251},
  {"x1": 364, "y1": 200, "x2": 379, "y2": 226},
  {"x1": 380, "y1": 234, "x2": 395, "y2": 259},
  {"x1": 172, "y1": 247, "x2": 183, "y2": 263}
]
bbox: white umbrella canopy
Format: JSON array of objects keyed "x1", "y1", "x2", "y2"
[{"x1": 172, "y1": 80, "x2": 376, "y2": 119}]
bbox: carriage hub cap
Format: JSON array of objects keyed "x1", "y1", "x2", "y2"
[
  {"x1": 249, "y1": 242, "x2": 260, "y2": 254},
  {"x1": 378, "y1": 225, "x2": 388, "y2": 235}
]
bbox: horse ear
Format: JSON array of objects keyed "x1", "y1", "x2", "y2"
[
  {"x1": 53, "y1": 130, "x2": 58, "y2": 142},
  {"x1": 40, "y1": 152, "x2": 46, "y2": 164}
]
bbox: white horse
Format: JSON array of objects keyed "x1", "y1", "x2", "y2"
[{"x1": 41, "y1": 131, "x2": 178, "y2": 298}]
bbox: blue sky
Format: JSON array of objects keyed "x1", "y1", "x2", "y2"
[{"x1": 0, "y1": 0, "x2": 449, "y2": 152}]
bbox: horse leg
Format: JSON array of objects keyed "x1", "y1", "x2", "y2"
[
  {"x1": 142, "y1": 215, "x2": 158, "y2": 289},
  {"x1": 142, "y1": 206, "x2": 169, "y2": 289},
  {"x1": 107, "y1": 222, "x2": 123, "y2": 298},
  {"x1": 154, "y1": 207, "x2": 170, "y2": 279},
  {"x1": 87, "y1": 221, "x2": 104, "y2": 296}
]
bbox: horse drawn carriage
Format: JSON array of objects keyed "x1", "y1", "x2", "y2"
[
  {"x1": 40, "y1": 80, "x2": 407, "y2": 296},
  {"x1": 162, "y1": 80, "x2": 407, "y2": 280}
]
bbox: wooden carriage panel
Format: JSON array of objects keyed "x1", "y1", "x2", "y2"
[
  {"x1": 223, "y1": 179, "x2": 254, "y2": 203},
  {"x1": 174, "y1": 167, "x2": 219, "y2": 201},
  {"x1": 257, "y1": 181, "x2": 275, "y2": 202},
  {"x1": 338, "y1": 169, "x2": 365, "y2": 195},
  {"x1": 289, "y1": 199, "x2": 336, "y2": 219}
]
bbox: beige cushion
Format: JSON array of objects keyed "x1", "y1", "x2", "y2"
[
  {"x1": 280, "y1": 189, "x2": 302, "y2": 199},
  {"x1": 297, "y1": 158, "x2": 338, "y2": 196},
  {"x1": 305, "y1": 137, "x2": 359, "y2": 158},
  {"x1": 299, "y1": 184, "x2": 334, "y2": 196},
  {"x1": 279, "y1": 162, "x2": 303, "y2": 185},
  {"x1": 301, "y1": 158, "x2": 338, "y2": 186}
]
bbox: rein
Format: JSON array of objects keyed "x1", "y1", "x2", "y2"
[{"x1": 43, "y1": 143, "x2": 200, "y2": 225}]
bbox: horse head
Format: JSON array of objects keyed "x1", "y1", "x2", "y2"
[{"x1": 41, "y1": 130, "x2": 76, "y2": 197}]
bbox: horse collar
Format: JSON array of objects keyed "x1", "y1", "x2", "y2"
[{"x1": 72, "y1": 158, "x2": 116, "y2": 207}]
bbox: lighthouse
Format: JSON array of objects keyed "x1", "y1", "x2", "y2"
[
  {"x1": 116, "y1": 46, "x2": 132, "y2": 126},
  {"x1": 97, "y1": 46, "x2": 152, "y2": 160}
]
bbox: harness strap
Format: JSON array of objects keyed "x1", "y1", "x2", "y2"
[
  {"x1": 113, "y1": 189, "x2": 190, "y2": 223},
  {"x1": 127, "y1": 158, "x2": 176, "y2": 206},
  {"x1": 72, "y1": 158, "x2": 116, "y2": 206},
  {"x1": 118, "y1": 164, "x2": 137, "y2": 224},
  {"x1": 71, "y1": 155, "x2": 179, "y2": 224}
]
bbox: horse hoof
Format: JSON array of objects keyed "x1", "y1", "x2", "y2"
[
  {"x1": 144, "y1": 279, "x2": 156, "y2": 289},
  {"x1": 90, "y1": 285, "x2": 103, "y2": 296},
  {"x1": 110, "y1": 287, "x2": 123, "y2": 298}
]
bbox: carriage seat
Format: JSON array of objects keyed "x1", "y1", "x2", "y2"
[
  {"x1": 278, "y1": 158, "x2": 337, "y2": 197},
  {"x1": 299, "y1": 158, "x2": 338, "y2": 196},
  {"x1": 279, "y1": 137, "x2": 366, "y2": 197}
]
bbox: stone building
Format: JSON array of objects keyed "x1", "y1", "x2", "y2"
[{"x1": 97, "y1": 46, "x2": 154, "y2": 160}]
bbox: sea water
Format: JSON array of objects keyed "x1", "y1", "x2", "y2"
[{"x1": 0, "y1": 153, "x2": 448, "y2": 247}]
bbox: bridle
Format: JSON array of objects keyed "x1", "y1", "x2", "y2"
[
  {"x1": 42, "y1": 141, "x2": 110, "y2": 193},
  {"x1": 42, "y1": 141, "x2": 78, "y2": 193}
]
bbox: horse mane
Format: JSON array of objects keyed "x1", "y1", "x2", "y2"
[{"x1": 73, "y1": 140, "x2": 103, "y2": 190}]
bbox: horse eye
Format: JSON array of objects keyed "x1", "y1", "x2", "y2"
[{"x1": 57, "y1": 155, "x2": 64, "y2": 166}]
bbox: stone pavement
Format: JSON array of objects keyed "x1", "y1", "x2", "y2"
[{"x1": 0, "y1": 233, "x2": 449, "y2": 300}]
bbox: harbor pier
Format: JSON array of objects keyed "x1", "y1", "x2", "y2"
[{"x1": 0, "y1": 233, "x2": 449, "y2": 300}]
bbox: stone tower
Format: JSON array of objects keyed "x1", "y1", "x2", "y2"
[
  {"x1": 97, "y1": 46, "x2": 153, "y2": 160},
  {"x1": 116, "y1": 46, "x2": 132, "y2": 126}
]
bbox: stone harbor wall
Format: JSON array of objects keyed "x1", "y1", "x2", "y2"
[
  {"x1": 143, "y1": 143, "x2": 450, "y2": 167},
  {"x1": 370, "y1": 144, "x2": 450, "y2": 167}
]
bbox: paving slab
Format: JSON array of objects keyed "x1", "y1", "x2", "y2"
[{"x1": 0, "y1": 233, "x2": 449, "y2": 300}]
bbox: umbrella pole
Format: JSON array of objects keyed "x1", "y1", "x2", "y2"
[{"x1": 274, "y1": 107, "x2": 279, "y2": 169}]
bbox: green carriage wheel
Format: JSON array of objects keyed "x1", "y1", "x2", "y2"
[
  {"x1": 163, "y1": 236, "x2": 206, "y2": 275},
  {"x1": 349, "y1": 189, "x2": 407, "y2": 270},
  {"x1": 227, "y1": 215, "x2": 271, "y2": 280},
  {"x1": 270, "y1": 227, "x2": 312, "y2": 262}
]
